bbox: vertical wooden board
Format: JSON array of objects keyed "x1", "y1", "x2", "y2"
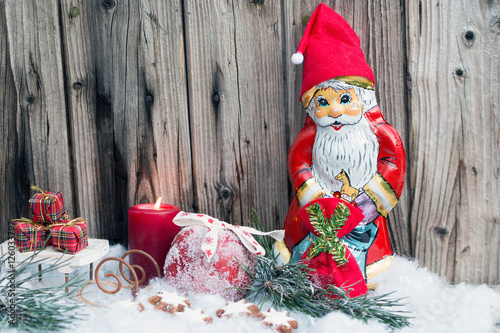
[
  {"x1": 365, "y1": 0, "x2": 411, "y2": 256},
  {"x1": 86, "y1": 0, "x2": 145, "y2": 243},
  {"x1": 452, "y1": 1, "x2": 500, "y2": 284},
  {"x1": 183, "y1": 0, "x2": 242, "y2": 223},
  {"x1": 139, "y1": 0, "x2": 193, "y2": 211},
  {"x1": 0, "y1": 1, "x2": 27, "y2": 239},
  {"x1": 88, "y1": 0, "x2": 192, "y2": 243},
  {"x1": 406, "y1": 0, "x2": 463, "y2": 280},
  {"x1": 283, "y1": 1, "x2": 314, "y2": 146},
  {"x1": 407, "y1": 0, "x2": 500, "y2": 283},
  {"x1": 60, "y1": 0, "x2": 102, "y2": 238},
  {"x1": 231, "y1": 1, "x2": 288, "y2": 229},
  {"x1": 85, "y1": 0, "x2": 122, "y2": 242},
  {"x1": 5, "y1": 1, "x2": 73, "y2": 212}
]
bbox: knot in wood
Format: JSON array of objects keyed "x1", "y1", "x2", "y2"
[
  {"x1": 220, "y1": 188, "x2": 231, "y2": 199},
  {"x1": 464, "y1": 30, "x2": 475, "y2": 41},
  {"x1": 433, "y1": 226, "x2": 449, "y2": 240},
  {"x1": 101, "y1": 0, "x2": 116, "y2": 10},
  {"x1": 72, "y1": 81, "x2": 84, "y2": 90},
  {"x1": 26, "y1": 94, "x2": 35, "y2": 104},
  {"x1": 455, "y1": 68, "x2": 465, "y2": 77},
  {"x1": 145, "y1": 94, "x2": 154, "y2": 104},
  {"x1": 463, "y1": 30, "x2": 476, "y2": 48},
  {"x1": 212, "y1": 91, "x2": 220, "y2": 104},
  {"x1": 69, "y1": 6, "x2": 80, "y2": 17}
]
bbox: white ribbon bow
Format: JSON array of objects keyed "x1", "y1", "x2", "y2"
[{"x1": 173, "y1": 211, "x2": 285, "y2": 262}]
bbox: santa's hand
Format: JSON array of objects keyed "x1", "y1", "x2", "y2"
[{"x1": 353, "y1": 192, "x2": 379, "y2": 226}]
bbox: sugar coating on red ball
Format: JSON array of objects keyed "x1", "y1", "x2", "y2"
[{"x1": 164, "y1": 225, "x2": 256, "y2": 301}]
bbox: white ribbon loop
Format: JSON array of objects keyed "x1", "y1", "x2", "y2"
[{"x1": 173, "y1": 211, "x2": 284, "y2": 262}]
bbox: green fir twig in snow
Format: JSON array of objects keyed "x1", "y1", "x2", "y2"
[
  {"x1": 0, "y1": 249, "x2": 86, "y2": 331},
  {"x1": 241, "y1": 255, "x2": 411, "y2": 329}
]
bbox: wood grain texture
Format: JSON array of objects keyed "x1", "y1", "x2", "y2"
[
  {"x1": 182, "y1": 0, "x2": 242, "y2": 223},
  {"x1": 183, "y1": 0, "x2": 288, "y2": 227},
  {"x1": 60, "y1": 0, "x2": 101, "y2": 237},
  {"x1": 231, "y1": 1, "x2": 288, "y2": 229},
  {"x1": 407, "y1": 0, "x2": 500, "y2": 283},
  {"x1": 365, "y1": 0, "x2": 411, "y2": 257},
  {"x1": 0, "y1": 1, "x2": 27, "y2": 236},
  {"x1": 0, "y1": 0, "x2": 498, "y2": 283},
  {"x1": 5, "y1": 0, "x2": 74, "y2": 212},
  {"x1": 139, "y1": 0, "x2": 193, "y2": 211},
  {"x1": 85, "y1": 0, "x2": 123, "y2": 242}
]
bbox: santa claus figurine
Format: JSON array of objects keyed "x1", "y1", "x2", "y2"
[{"x1": 277, "y1": 4, "x2": 406, "y2": 292}]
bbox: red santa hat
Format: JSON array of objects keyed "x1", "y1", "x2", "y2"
[{"x1": 292, "y1": 4, "x2": 375, "y2": 101}]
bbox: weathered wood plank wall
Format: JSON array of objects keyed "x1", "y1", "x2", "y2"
[
  {"x1": 407, "y1": 0, "x2": 500, "y2": 284},
  {"x1": 0, "y1": 0, "x2": 498, "y2": 284}
]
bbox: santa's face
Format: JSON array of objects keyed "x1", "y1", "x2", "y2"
[
  {"x1": 308, "y1": 87, "x2": 363, "y2": 130},
  {"x1": 303, "y1": 80, "x2": 379, "y2": 193}
]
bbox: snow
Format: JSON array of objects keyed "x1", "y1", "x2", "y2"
[{"x1": 8, "y1": 244, "x2": 500, "y2": 333}]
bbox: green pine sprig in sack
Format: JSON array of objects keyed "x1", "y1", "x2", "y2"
[
  {"x1": 306, "y1": 202, "x2": 349, "y2": 265},
  {"x1": 243, "y1": 208, "x2": 411, "y2": 329}
]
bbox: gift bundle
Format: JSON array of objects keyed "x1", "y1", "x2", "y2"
[{"x1": 12, "y1": 185, "x2": 88, "y2": 254}]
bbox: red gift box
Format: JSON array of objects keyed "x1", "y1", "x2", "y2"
[
  {"x1": 29, "y1": 186, "x2": 65, "y2": 224},
  {"x1": 13, "y1": 218, "x2": 47, "y2": 253},
  {"x1": 50, "y1": 218, "x2": 88, "y2": 254}
]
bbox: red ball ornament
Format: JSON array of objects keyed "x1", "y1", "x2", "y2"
[{"x1": 164, "y1": 225, "x2": 256, "y2": 301}]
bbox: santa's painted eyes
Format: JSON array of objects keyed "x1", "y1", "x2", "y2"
[
  {"x1": 340, "y1": 93, "x2": 352, "y2": 105},
  {"x1": 317, "y1": 96, "x2": 329, "y2": 107}
]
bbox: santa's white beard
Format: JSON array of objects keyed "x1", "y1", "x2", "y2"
[{"x1": 311, "y1": 116, "x2": 379, "y2": 195}]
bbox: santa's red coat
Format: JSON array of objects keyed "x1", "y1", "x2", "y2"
[{"x1": 284, "y1": 105, "x2": 406, "y2": 266}]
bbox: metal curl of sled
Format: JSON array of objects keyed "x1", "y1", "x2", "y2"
[
  {"x1": 119, "y1": 249, "x2": 161, "y2": 285},
  {"x1": 77, "y1": 249, "x2": 161, "y2": 307}
]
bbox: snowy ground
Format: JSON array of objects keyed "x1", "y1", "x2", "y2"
[{"x1": 6, "y1": 244, "x2": 500, "y2": 333}]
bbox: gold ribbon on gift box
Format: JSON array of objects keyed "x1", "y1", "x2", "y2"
[
  {"x1": 49, "y1": 217, "x2": 87, "y2": 253},
  {"x1": 30, "y1": 185, "x2": 63, "y2": 224},
  {"x1": 11, "y1": 217, "x2": 45, "y2": 251}
]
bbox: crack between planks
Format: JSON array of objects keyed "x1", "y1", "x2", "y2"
[
  {"x1": 400, "y1": 0, "x2": 414, "y2": 258},
  {"x1": 57, "y1": 0, "x2": 78, "y2": 217},
  {"x1": 180, "y1": 0, "x2": 196, "y2": 212},
  {"x1": 231, "y1": 0, "x2": 244, "y2": 223}
]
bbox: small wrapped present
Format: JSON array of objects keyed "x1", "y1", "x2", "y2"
[
  {"x1": 13, "y1": 217, "x2": 47, "y2": 253},
  {"x1": 50, "y1": 218, "x2": 88, "y2": 254},
  {"x1": 29, "y1": 185, "x2": 65, "y2": 224}
]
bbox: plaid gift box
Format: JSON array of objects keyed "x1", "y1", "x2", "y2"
[
  {"x1": 13, "y1": 218, "x2": 47, "y2": 253},
  {"x1": 29, "y1": 185, "x2": 65, "y2": 224},
  {"x1": 50, "y1": 218, "x2": 88, "y2": 254}
]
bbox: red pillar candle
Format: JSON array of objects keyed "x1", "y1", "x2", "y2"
[{"x1": 128, "y1": 198, "x2": 181, "y2": 284}]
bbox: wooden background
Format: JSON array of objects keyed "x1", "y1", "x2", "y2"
[{"x1": 1, "y1": 0, "x2": 498, "y2": 285}]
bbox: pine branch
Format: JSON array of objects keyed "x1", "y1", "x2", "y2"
[
  {"x1": 241, "y1": 255, "x2": 411, "y2": 329},
  {"x1": 249, "y1": 208, "x2": 275, "y2": 259},
  {"x1": 0, "y1": 251, "x2": 86, "y2": 331}
]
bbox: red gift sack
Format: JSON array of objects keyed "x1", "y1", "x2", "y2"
[
  {"x1": 29, "y1": 185, "x2": 65, "y2": 224},
  {"x1": 297, "y1": 197, "x2": 368, "y2": 297},
  {"x1": 13, "y1": 218, "x2": 46, "y2": 253},
  {"x1": 50, "y1": 218, "x2": 88, "y2": 254}
]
